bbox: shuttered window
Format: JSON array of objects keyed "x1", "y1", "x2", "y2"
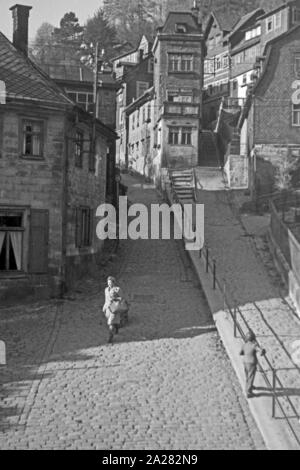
[
  {"x1": 28, "y1": 209, "x2": 49, "y2": 273},
  {"x1": 75, "y1": 207, "x2": 93, "y2": 247}
]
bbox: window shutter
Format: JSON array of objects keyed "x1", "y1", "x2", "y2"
[
  {"x1": 89, "y1": 208, "x2": 94, "y2": 245},
  {"x1": 29, "y1": 209, "x2": 49, "y2": 273},
  {"x1": 75, "y1": 208, "x2": 82, "y2": 248}
]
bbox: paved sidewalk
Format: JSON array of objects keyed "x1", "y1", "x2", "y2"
[
  {"x1": 0, "y1": 175, "x2": 265, "y2": 450},
  {"x1": 193, "y1": 187, "x2": 300, "y2": 448}
]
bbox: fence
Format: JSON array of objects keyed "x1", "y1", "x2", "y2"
[{"x1": 199, "y1": 243, "x2": 300, "y2": 447}]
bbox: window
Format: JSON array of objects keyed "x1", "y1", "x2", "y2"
[
  {"x1": 175, "y1": 23, "x2": 187, "y2": 33},
  {"x1": 75, "y1": 207, "x2": 93, "y2": 247},
  {"x1": 234, "y1": 52, "x2": 244, "y2": 65},
  {"x1": 148, "y1": 58, "x2": 154, "y2": 73},
  {"x1": 223, "y1": 55, "x2": 229, "y2": 69},
  {"x1": 274, "y1": 12, "x2": 281, "y2": 29},
  {"x1": 0, "y1": 210, "x2": 24, "y2": 271},
  {"x1": 181, "y1": 128, "x2": 192, "y2": 145},
  {"x1": 168, "y1": 127, "x2": 179, "y2": 145},
  {"x1": 22, "y1": 120, "x2": 43, "y2": 158},
  {"x1": 136, "y1": 81, "x2": 149, "y2": 98},
  {"x1": 75, "y1": 131, "x2": 84, "y2": 168},
  {"x1": 242, "y1": 74, "x2": 247, "y2": 85},
  {"x1": 293, "y1": 8, "x2": 300, "y2": 23},
  {"x1": 66, "y1": 91, "x2": 94, "y2": 112},
  {"x1": 181, "y1": 55, "x2": 193, "y2": 72},
  {"x1": 266, "y1": 16, "x2": 274, "y2": 32},
  {"x1": 245, "y1": 25, "x2": 261, "y2": 41},
  {"x1": 295, "y1": 54, "x2": 300, "y2": 77},
  {"x1": 168, "y1": 127, "x2": 193, "y2": 145},
  {"x1": 132, "y1": 114, "x2": 135, "y2": 130},
  {"x1": 292, "y1": 104, "x2": 300, "y2": 126},
  {"x1": 137, "y1": 109, "x2": 140, "y2": 127},
  {"x1": 147, "y1": 104, "x2": 151, "y2": 122},
  {"x1": 142, "y1": 107, "x2": 146, "y2": 124},
  {"x1": 169, "y1": 54, "x2": 194, "y2": 72},
  {"x1": 215, "y1": 56, "x2": 222, "y2": 71}
]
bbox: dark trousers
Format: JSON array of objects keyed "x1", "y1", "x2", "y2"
[{"x1": 244, "y1": 363, "x2": 257, "y2": 394}]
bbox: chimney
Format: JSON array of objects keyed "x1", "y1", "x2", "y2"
[
  {"x1": 10, "y1": 4, "x2": 32, "y2": 56},
  {"x1": 191, "y1": 0, "x2": 203, "y2": 31}
]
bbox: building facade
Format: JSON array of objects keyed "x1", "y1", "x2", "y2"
[
  {"x1": 0, "y1": 6, "x2": 117, "y2": 302},
  {"x1": 239, "y1": 25, "x2": 300, "y2": 194},
  {"x1": 113, "y1": 36, "x2": 154, "y2": 169},
  {"x1": 152, "y1": 11, "x2": 204, "y2": 171}
]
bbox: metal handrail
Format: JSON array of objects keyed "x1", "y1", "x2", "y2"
[{"x1": 201, "y1": 244, "x2": 300, "y2": 447}]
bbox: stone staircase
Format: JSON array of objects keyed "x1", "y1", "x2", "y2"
[
  {"x1": 199, "y1": 130, "x2": 221, "y2": 167},
  {"x1": 170, "y1": 169, "x2": 195, "y2": 201}
]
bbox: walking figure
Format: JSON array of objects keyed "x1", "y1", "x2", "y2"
[
  {"x1": 103, "y1": 276, "x2": 129, "y2": 344},
  {"x1": 240, "y1": 330, "x2": 266, "y2": 398}
]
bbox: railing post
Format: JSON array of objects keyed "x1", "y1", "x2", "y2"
[
  {"x1": 272, "y1": 368, "x2": 276, "y2": 418},
  {"x1": 213, "y1": 259, "x2": 216, "y2": 290},
  {"x1": 206, "y1": 247, "x2": 209, "y2": 273}
]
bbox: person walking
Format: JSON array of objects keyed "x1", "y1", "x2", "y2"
[
  {"x1": 240, "y1": 330, "x2": 266, "y2": 398},
  {"x1": 103, "y1": 276, "x2": 128, "y2": 343}
]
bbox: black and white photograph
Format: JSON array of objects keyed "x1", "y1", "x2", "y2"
[{"x1": 0, "y1": 0, "x2": 300, "y2": 452}]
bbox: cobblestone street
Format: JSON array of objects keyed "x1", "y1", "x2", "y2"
[{"x1": 0, "y1": 176, "x2": 265, "y2": 450}]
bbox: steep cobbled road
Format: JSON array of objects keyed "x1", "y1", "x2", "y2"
[{"x1": 0, "y1": 176, "x2": 265, "y2": 450}]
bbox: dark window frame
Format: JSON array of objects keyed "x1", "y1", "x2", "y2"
[
  {"x1": 21, "y1": 119, "x2": 44, "y2": 159},
  {"x1": 75, "y1": 130, "x2": 84, "y2": 168},
  {"x1": 168, "y1": 127, "x2": 180, "y2": 145},
  {"x1": 75, "y1": 207, "x2": 93, "y2": 248},
  {"x1": 181, "y1": 127, "x2": 192, "y2": 145},
  {"x1": 0, "y1": 209, "x2": 25, "y2": 272}
]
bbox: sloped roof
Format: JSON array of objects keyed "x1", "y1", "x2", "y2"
[
  {"x1": 229, "y1": 8, "x2": 265, "y2": 38},
  {"x1": 213, "y1": 10, "x2": 241, "y2": 33},
  {"x1": 161, "y1": 11, "x2": 202, "y2": 35},
  {"x1": 0, "y1": 32, "x2": 72, "y2": 106},
  {"x1": 239, "y1": 24, "x2": 300, "y2": 127}
]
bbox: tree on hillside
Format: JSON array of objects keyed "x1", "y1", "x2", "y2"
[
  {"x1": 30, "y1": 22, "x2": 55, "y2": 61},
  {"x1": 84, "y1": 9, "x2": 117, "y2": 59},
  {"x1": 53, "y1": 12, "x2": 83, "y2": 43},
  {"x1": 103, "y1": 0, "x2": 160, "y2": 45}
]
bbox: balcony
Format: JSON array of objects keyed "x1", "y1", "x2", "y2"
[{"x1": 162, "y1": 102, "x2": 199, "y2": 117}]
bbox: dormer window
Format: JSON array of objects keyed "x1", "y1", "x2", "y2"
[{"x1": 175, "y1": 23, "x2": 187, "y2": 34}]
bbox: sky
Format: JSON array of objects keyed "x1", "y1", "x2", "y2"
[{"x1": 0, "y1": 0, "x2": 104, "y2": 42}]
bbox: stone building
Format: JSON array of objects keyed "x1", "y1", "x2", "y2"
[
  {"x1": 239, "y1": 25, "x2": 300, "y2": 194},
  {"x1": 202, "y1": 10, "x2": 240, "y2": 127},
  {"x1": 0, "y1": 5, "x2": 117, "y2": 302},
  {"x1": 152, "y1": 10, "x2": 204, "y2": 170},
  {"x1": 113, "y1": 35, "x2": 154, "y2": 169},
  {"x1": 125, "y1": 88, "x2": 155, "y2": 179},
  {"x1": 33, "y1": 45, "x2": 118, "y2": 131}
]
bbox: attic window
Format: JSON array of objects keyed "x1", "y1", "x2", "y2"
[{"x1": 175, "y1": 23, "x2": 187, "y2": 33}]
